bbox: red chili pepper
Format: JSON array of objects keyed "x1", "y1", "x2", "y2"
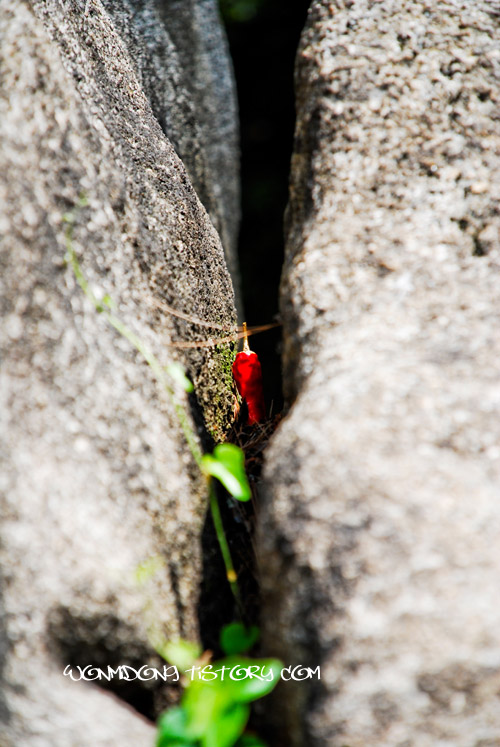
[{"x1": 232, "y1": 323, "x2": 266, "y2": 425}]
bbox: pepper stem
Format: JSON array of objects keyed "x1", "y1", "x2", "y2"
[{"x1": 242, "y1": 321, "x2": 250, "y2": 353}]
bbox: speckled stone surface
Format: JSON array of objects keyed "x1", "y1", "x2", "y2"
[
  {"x1": 0, "y1": 1, "x2": 238, "y2": 744},
  {"x1": 259, "y1": 1, "x2": 500, "y2": 745},
  {"x1": 100, "y1": 0, "x2": 242, "y2": 310}
]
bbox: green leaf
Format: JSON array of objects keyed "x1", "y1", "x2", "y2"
[
  {"x1": 201, "y1": 444, "x2": 251, "y2": 501},
  {"x1": 235, "y1": 735, "x2": 268, "y2": 747},
  {"x1": 212, "y1": 658, "x2": 282, "y2": 704},
  {"x1": 202, "y1": 703, "x2": 249, "y2": 747},
  {"x1": 168, "y1": 655, "x2": 281, "y2": 747},
  {"x1": 157, "y1": 639, "x2": 202, "y2": 671},
  {"x1": 182, "y1": 680, "x2": 221, "y2": 738},
  {"x1": 156, "y1": 707, "x2": 196, "y2": 746},
  {"x1": 220, "y1": 624, "x2": 259, "y2": 656},
  {"x1": 166, "y1": 362, "x2": 194, "y2": 393}
]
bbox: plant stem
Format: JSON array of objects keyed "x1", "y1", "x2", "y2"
[
  {"x1": 64, "y1": 216, "x2": 203, "y2": 466},
  {"x1": 209, "y1": 479, "x2": 243, "y2": 614},
  {"x1": 64, "y1": 202, "x2": 243, "y2": 611}
]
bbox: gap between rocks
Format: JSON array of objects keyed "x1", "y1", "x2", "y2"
[
  {"x1": 196, "y1": 0, "x2": 310, "y2": 674},
  {"x1": 46, "y1": 1, "x2": 311, "y2": 730}
]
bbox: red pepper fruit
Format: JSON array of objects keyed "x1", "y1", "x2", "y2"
[{"x1": 232, "y1": 323, "x2": 266, "y2": 425}]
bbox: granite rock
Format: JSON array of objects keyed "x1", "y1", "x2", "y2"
[
  {"x1": 259, "y1": 1, "x2": 500, "y2": 744},
  {"x1": 101, "y1": 0, "x2": 242, "y2": 309},
  {"x1": 0, "y1": 1, "x2": 238, "y2": 744}
]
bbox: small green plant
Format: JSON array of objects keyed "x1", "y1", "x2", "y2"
[
  {"x1": 63, "y1": 200, "x2": 281, "y2": 747},
  {"x1": 202, "y1": 443, "x2": 251, "y2": 608},
  {"x1": 63, "y1": 198, "x2": 251, "y2": 599},
  {"x1": 156, "y1": 623, "x2": 281, "y2": 747}
]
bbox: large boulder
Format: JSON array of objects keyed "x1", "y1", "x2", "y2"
[
  {"x1": 0, "y1": 0, "x2": 238, "y2": 744},
  {"x1": 260, "y1": 1, "x2": 500, "y2": 745}
]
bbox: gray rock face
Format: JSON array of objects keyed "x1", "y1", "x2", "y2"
[
  {"x1": 260, "y1": 1, "x2": 500, "y2": 745},
  {"x1": 0, "y1": 1, "x2": 238, "y2": 744},
  {"x1": 101, "y1": 0, "x2": 242, "y2": 309}
]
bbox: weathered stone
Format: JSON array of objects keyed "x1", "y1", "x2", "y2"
[
  {"x1": 100, "y1": 0, "x2": 242, "y2": 309},
  {"x1": 259, "y1": 1, "x2": 500, "y2": 745},
  {"x1": 0, "y1": 0, "x2": 237, "y2": 744}
]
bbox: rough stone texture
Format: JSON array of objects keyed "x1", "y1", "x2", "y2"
[
  {"x1": 101, "y1": 0, "x2": 242, "y2": 310},
  {"x1": 259, "y1": 1, "x2": 500, "y2": 745},
  {"x1": 0, "y1": 1, "x2": 237, "y2": 744}
]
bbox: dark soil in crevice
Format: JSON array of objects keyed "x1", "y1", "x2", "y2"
[
  {"x1": 197, "y1": 2, "x2": 310, "y2": 740},
  {"x1": 223, "y1": 0, "x2": 311, "y2": 415},
  {"x1": 197, "y1": 1, "x2": 310, "y2": 652},
  {"x1": 197, "y1": 484, "x2": 258, "y2": 654},
  {"x1": 197, "y1": 412, "x2": 281, "y2": 653}
]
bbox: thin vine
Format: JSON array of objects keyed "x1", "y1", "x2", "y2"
[
  {"x1": 63, "y1": 197, "x2": 241, "y2": 597},
  {"x1": 63, "y1": 198, "x2": 281, "y2": 747}
]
